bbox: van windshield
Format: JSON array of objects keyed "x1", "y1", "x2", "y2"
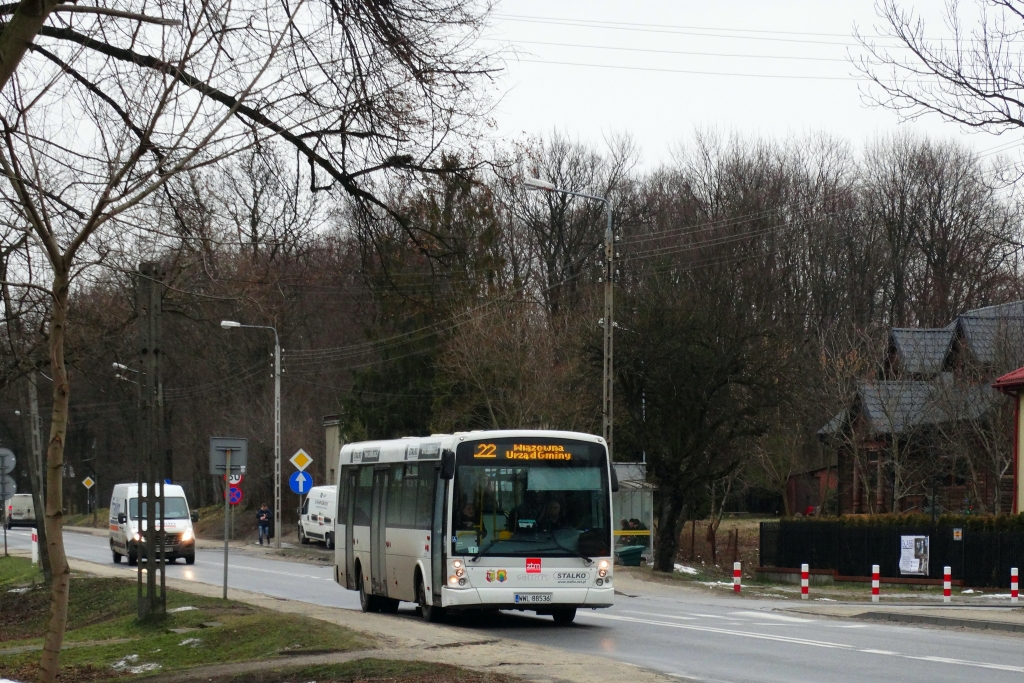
[{"x1": 129, "y1": 497, "x2": 189, "y2": 520}]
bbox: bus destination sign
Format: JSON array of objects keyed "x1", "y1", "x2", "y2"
[{"x1": 472, "y1": 442, "x2": 574, "y2": 461}]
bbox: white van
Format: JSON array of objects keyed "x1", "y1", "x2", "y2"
[
  {"x1": 5, "y1": 493, "x2": 36, "y2": 529},
  {"x1": 298, "y1": 485, "x2": 336, "y2": 549},
  {"x1": 109, "y1": 483, "x2": 197, "y2": 565}
]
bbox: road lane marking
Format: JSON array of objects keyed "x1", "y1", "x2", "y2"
[
  {"x1": 618, "y1": 610, "x2": 697, "y2": 620},
  {"x1": 583, "y1": 612, "x2": 1024, "y2": 673},
  {"x1": 729, "y1": 611, "x2": 815, "y2": 623}
]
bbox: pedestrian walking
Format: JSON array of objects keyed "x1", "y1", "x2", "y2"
[{"x1": 257, "y1": 503, "x2": 272, "y2": 546}]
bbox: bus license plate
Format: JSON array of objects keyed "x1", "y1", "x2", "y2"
[{"x1": 514, "y1": 593, "x2": 552, "y2": 604}]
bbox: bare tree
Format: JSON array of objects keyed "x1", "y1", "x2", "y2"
[
  {"x1": 0, "y1": 1, "x2": 497, "y2": 679},
  {"x1": 856, "y1": 0, "x2": 1024, "y2": 135}
]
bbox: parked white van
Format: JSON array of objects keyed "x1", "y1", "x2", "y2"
[
  {"x1": 109, "y1": 483, "x2": 197, "y2": 565},
  {"x1": 298, "y1": 485, "x2": 336, "y2": 549},
  {"x1": 4, "y1": 493, "x2": 35, "y2": 529}
]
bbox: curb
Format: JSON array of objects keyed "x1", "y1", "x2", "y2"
[{"x1": 855, "y1": 611, "x2": 1024, "y2": 633}]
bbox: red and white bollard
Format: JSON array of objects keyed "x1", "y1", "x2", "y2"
[
  {"x1": 31, "y1": 528, "x2": 38, "y2": 565},
  {"x1": 733, "y1": 562, "x2": 742, "y2": 594},
  {"x1": 801, "y1": 563, "x2": 809, "y2": 599},
  {"x1": 871, "y1": 565, "x2": 880, "y2": 603},
  {"x1": 1011, "y1": 568, "x2": 1019, "y2": 604},
  {"x1": 943, "y1": 566, "x2": 952, "y2": 603}
]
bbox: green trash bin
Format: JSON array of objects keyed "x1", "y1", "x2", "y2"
[{"x1": 616, "y1": 545, "x2": 644, "y2": 566}]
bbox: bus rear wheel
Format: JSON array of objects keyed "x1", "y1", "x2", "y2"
[
  {"x1": 551, "y1": 608, "x2": 576, "y2": 624},
  {"x1": 417, "y1": 575, "x2": 445, "y2": 623},
  {"x1": 357, "y1": 567, "x2": 380, "y2": 613}
]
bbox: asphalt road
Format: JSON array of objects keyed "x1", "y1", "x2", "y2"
[{"x1": 5, "y1": 528, "x2": 1024, "y2": 683}]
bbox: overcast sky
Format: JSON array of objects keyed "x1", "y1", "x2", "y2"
[{"x1": 484, "y1": 1, "x2": 1019, "y2": 167}]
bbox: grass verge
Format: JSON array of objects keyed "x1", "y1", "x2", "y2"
[
  {"x1": 0, "y1": 561, "x2": 370, "y2": 682},
  {"x1": 174, "y1": 658, "x2": 517, "y2": 683},
  {"x1": 0, "y1": 555, "x2": 45, "y2": 588}
]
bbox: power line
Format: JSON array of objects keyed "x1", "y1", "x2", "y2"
[
  {"x1": 489, "y1": 38, "x2": 851, "y2": 63},
  {"x1": 515, "y1": 58, "x2": 862, "y2": 81}
]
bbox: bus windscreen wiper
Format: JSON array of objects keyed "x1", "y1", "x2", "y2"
[{"x1": 547, "y1": 533, "x2": 592, "y2": 564}]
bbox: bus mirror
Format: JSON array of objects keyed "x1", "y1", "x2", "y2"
[
  {"x1": 610, "y1": 465, "x2": 619, "y2": 493},
  {"x1": 440, "y1": 450, "x2": 456, "y2": 480}
]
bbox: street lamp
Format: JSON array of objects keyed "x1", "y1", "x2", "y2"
[
  {"x1": 220, "y1": 319, "x2": 282, "y2": 548},
  {"x1": 524, "y1": 176, "x2": 615, "y2": 459}
]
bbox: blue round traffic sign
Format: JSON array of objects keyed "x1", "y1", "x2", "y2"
[
  {"x1": 289, "y1": 470, "x2": 313, "y2": 495},
  {"x1": 228, "y1": 485, "x2": 242, "y2": 505}
]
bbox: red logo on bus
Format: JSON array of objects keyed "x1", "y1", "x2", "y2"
[{"x1": 526, "y1": 558, "x2": 541, "y2": 574}]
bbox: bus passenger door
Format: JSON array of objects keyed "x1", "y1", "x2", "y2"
[
  {"x1": 343, "y1": 469, "x2": 357, "y2": 591},
  {"x1": 431, "y1": 470, "x2": 446, "y2": 606},
  {"x1": 370, "y1": 468, "x2": 389, "y2": 596}
]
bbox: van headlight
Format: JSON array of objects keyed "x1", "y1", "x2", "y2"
[
  {"x1": 181, "y1": 528, "x2": 194, "y2": 542},
  {"x1": 133, "y1": 532, "x2": 140, "y2": 542}
]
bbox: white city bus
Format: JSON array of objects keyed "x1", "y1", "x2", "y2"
[{"x1": 333, "y1": 430, "x2": 616, "y2": 624}]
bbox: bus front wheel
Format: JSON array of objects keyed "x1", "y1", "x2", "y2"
[
  {"x1": 551, "y1": 608, "x2": 576, "y2": 624},
  {"x1": 417, "y1": 575, "x2": 445, "y2": 623}
]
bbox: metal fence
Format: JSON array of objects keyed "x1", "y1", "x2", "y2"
[{"x1": 760, "y1": 520, "x2": 1024, "y2": 588}]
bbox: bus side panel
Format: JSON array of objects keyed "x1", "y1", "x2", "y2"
[{"x1": 337, "y1": 470, "x2": 356, "y2": 589}]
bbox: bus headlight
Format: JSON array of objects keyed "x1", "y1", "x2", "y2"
[
  {"x1": 455, "y1": 568, "x2": 465, "y2": 578},
  {"x1": 598, "y1": 559, "x2": 610, "y2": 570},
  {"x1": 598, "y1": 568, "x2": 608, "y2": 577},
  {"x1": 133, "y1": 532, "x2": 140, "y2": 542},
  {"x1": 449, "y1": 575, "x2": 459, "y2": 586},
  {"x1": 452, "y1": 560, "x2": 463, "y2": 569},
  {"x1": 181, "y1": 528, "x2": 194, "y2": 542}
]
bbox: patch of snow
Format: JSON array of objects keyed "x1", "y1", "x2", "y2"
[
  {"x1": 7, "y1": 587, "x2": 29, "y2": 594},
  {"x1": 2, "y1": 678, "x2": 27, "y2": 683},
  {"x1": 111, "y1": 655, "x2": 162, "y2": 675},
  {"x1": 961, "y1": 589, "x2": 975, "y2": 594},
  {"x1": 178, "y1": 638, "x2": 202, "y2": 647},
  {"x1": 699, "y1": 581, "x2": 735, "y2": 588},
  {"x1": 168, "y1": 605, "x2": 197, "y2": 613},
  {"x1": 989, "y1": 593, "x2": 1012, "y2": 599},
  {"x1": 673, "y1": 564, "x2": 698, "y2": 575},
  {"x1": 815, "y1": 597, "x2": 837, "y2": 602},
  {"x1": 754, "y1": 593, "x2": 787, "y2": 598}
]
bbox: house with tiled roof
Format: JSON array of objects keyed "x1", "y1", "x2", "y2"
[{"x1": 817, "y1": 302, "x2": 1024, "y2": 515}]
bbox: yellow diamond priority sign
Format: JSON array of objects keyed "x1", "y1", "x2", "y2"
[
  {"x1": 289, "y1": 448, "x2": 313, "y2": 472},
  {"x1": 82, "y1": 476, "x2": 95, "y2": 489}
]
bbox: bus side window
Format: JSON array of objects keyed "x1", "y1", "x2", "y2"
[
  {"x1": 386, "y1": 466, "x2": 404, "y2": 528},
  {"x1": 354, "y1": 467, "x2": 373, "y2": 526},
  {"x1": 401, "y1": 466, "x2": 418, "y2": 527},
  {"x1": 416, "y1": 473, "x2": 436, "y2": 530}
]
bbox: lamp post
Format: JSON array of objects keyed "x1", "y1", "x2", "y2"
[
  {"x1": 524, "y1": 177, "x2": 615, "y2": 459},
  {"x1": 221, "y1": 320, "x2": 281, "y2": 548}
]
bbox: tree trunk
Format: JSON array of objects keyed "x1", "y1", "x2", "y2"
[
  {"x1": 20, "y1": 373, "x2": 50, "y2": 582},
  {"x1": 36, "y1": 271, "x2": 71, "y2": 683},
  {"x1": 654, "y1": 492, "x2": 685, "y2": 572},
  {"x1": 0, "y1": 0, "x2": 63, "y2": 91}
]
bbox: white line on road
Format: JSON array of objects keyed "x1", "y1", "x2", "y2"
[{"x1": 583, "y1": 612, "x2": 1024, "y2": 674}]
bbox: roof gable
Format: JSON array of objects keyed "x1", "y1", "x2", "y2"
[{"x1": 889, "y1": 328, "x2": 953, "y2": 375}]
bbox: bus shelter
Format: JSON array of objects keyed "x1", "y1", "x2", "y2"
[{"x1": 613, "y1": 464, "x2": 655, "y2": 562}]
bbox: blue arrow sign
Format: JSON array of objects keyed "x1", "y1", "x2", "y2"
[{"x1": 289, "y1": 470, "x2": 312, "y2": 495}]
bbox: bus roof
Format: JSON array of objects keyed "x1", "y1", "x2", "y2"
[{"x1": 338, "y1": 429, "x2": 605, "y2": 466}]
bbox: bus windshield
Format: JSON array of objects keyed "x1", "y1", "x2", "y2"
[
  {"x1": 451, "y1": 439, "x2": 611, "y2": 558},
  {"x1": 129, "y1": 497, "x2": 190, "y2": 520}
]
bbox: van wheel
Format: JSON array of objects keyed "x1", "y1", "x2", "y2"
[
  {"x1": 417, "y1": 574, "x2": 445, "y2": 623},
  {"x1": 185, "y1": 553, "x2": 196, "y2": 565},
  {"x1": 325, "y1": 533, "x2": 335, "y2": 550},
  {"x1": 357, "y1": 566, "x2": 379, "y2": 613},
  {"x1": 299, "y1": 527, "x2": 310, "y2": 545},
  {"x1": 551, "y1": 608, "x2": 576, "y2": 624},
  {"x1": 127, "y1": 551, "x2": 138, "y2": 567},
  {"x1": 112, "y1": 550, "x2": 122, "y2": 564}
]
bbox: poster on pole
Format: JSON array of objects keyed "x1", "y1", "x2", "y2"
[{"x1": 899, "y1": 535, "x2": 929, "y2": 575}]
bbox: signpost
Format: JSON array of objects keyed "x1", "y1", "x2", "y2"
[
  {"x1": 289, "y1": 449, "x2": 313, "y2": 528},
  {"x1": 210, "y1": 437, "x2": 247, "y2": 600},
  {"x1": 82, "y1": 476, "x2": 96, "y2": 527}
]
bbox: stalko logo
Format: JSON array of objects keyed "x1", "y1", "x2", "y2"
[{"x1": 526, "y1": 558, "x2": 542, "y2": 574}]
